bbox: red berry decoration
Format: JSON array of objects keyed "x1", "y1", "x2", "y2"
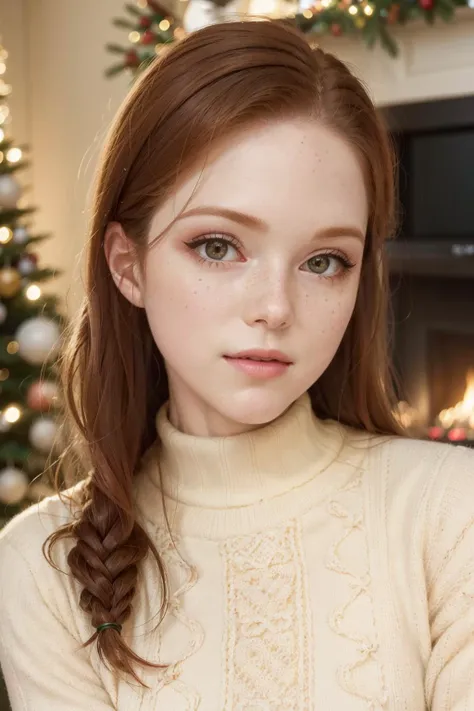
[
  {"x1": 419, "y1": 0, "x2": 433, "y2": 9},
  {"x1": 139, "y1": 16, "x2": 152, "y2": 29},
  {"x1": 141, "y1": 30, "x2": 156, "y2": 45},
  {"x1": 125, "y1": 50, "x2": 140, "y2": 67},
  {"x1": 331, "y1": 23, "x2": 343, "y2": 36},
  {"x1": 387, "y1": 3, "x2": 401, "y2": 23}
]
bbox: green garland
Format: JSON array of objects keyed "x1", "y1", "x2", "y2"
[{"x1": 106, "y1": 0, "x2": 472, "y2": 77}]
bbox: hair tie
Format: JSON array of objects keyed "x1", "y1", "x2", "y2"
[{"x1": 96, "y1": 622, "x2": 122, "y2": 634}]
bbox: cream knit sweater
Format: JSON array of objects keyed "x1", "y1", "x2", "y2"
[{"x1": 1, "y1": 392, "x2": 474, "y2": 710}]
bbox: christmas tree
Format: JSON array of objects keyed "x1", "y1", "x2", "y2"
[{"x1": 0, "y1": 42, "x2": 65, "y2": 528}]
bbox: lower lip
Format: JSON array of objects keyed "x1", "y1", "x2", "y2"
[{"x1": 224, "y1": 357, "x2": 291, "y2": 379}]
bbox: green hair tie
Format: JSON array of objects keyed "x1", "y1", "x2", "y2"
[{"x1": 96, "y1": 622, "x2": 122, "y2": 634}]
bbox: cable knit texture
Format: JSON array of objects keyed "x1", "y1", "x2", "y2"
[{"x1": 0, "y1": 392, "x2": 474, "y2": 710}]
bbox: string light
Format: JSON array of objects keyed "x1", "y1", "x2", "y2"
[
  {"x1": 0, "y1": 368, "x2": 9, "y2": 381},
  {"x1": 6, "y1": 341, "x2": 19, "y2": 355},
  {"x1": 6, "y1": 147, "x2": 21, "y2": 163},
  {"x1": 0, "y1": 226, "x2": 13, "y2": 244},
  {"x1": 25, "y1": 284, "x2": 41, "y2": 301},
  {"x1": 0, "y1": 128, "x2": 4, "y2": 142},
  {"x1": 0, "y1": 82, "x2": 11, "y2": 98},
  {"x1": 4, "y1": 404, "x2": 21, "y2": 423},
  {"x1": 364, "y1": 4, "x2": 374, "y2": 14},
  {"x1": 159, "y1": 19, "x2": 171, "y2": 31},
  {"x1": 173, "y1": 27, "x2": 186, "y2": 40},
  {"x1": 349, "y1": 5, "x2": 358, "y2": 13},
  {"x1": 129, "y1": 31, "x2": 141, "y2": 43},
  {"x1": 0, "y1": 105, "x2": 10, "y2": 124},
  {"x1": 0, "y1": 63, "x2": 6, "y2": 76},
  {"x1": 303, "y1": 8, "x2": 313, "y2": 16}
]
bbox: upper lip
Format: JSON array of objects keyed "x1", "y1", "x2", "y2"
[{"x1": 225, "y1": 349, "x2": 293, "y2": 364}]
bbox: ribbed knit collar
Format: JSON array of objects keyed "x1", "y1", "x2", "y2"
[{"x1": 134, "y1": 393, "x2": 349, "y2": 533}]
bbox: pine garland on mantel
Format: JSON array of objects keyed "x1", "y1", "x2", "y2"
[{"x1": 106, "y1": 0, "x2": 472, "y2": 77}]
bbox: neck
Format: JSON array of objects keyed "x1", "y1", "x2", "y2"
[{"x1": 152, "y1": 392, "x2": 343, "y2": 509}]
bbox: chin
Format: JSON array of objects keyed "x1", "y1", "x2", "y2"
[{"x1": 222, "y1": 388, "x2": 302, "y2": 427}]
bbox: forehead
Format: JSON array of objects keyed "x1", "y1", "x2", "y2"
[{"x1": 151, "y1": 118, "x2": 369, "y2": 236}]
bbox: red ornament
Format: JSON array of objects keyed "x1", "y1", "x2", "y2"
[
  {"x1": 141, "y1": 30, "x2": 156, "y2": 45},
  {"x1": 418, "y1": 0, "x2": 433, "y2": 9},
  {"x1": 428, "y1": 426, "x2": 444, "y2": 440},
  {"x1": 27, "y1": 380, "x2": 59, "y2": 412},
  {"x1": 331, "y1": 23, "x2": 343, "y2": 36},
  {"x1": 387, "y1": 3, "x2": 400, "y2": 23},
  {"x1": 448, "y1": 427, "x2": 466, "y2": 442},
  {"x1": 139, "y1": 16, "x2": 152, "y2": 29},
  {"x1": 125, "y1": 50, "x2": 140, "y2": 67}
]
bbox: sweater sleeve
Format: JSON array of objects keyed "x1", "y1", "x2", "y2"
[
  {"x1": 0, "y1": 536, "x2": 116, "y2": 711},
  {"x1": 424, "y1": 445, "x2": 474, "y2": 710}
]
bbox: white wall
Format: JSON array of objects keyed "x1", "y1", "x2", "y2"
[
  {"x1": 317, "y1": 7, "x2": 474, "y2": 107},
  {"x1": 0, "y1": 0, "x2": 130, "y2": 316}
]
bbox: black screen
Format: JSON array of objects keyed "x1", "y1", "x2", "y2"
[{"x1": 408, "y1": 129, "x2": 474, "y2": 240}]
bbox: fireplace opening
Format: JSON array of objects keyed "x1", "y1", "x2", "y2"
[
  {"x1": 390, "y1": 274, "x2": 474, "y2": 444},
  {"x1": 427, "y1": 331, "x2": 474, "y2": 423}
]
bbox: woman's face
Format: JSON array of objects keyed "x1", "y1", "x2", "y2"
[{"x1": 111, "y1": 118, "x2": 368, "y2": 436}]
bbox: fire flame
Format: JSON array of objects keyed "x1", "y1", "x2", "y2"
[{"x1": 438, "y1": 369, "x2": 474, "y2": 430}]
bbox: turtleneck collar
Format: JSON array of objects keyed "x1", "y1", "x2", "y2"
[{"x1": 150, "y1": 392, "x2": 343, "y2": 509}]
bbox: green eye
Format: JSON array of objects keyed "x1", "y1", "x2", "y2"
[
  {"x1": 204, "y1": 240, "x2": 229, "y2": 260},
  {"x1": 307, "y1": 255, "x2": 331, "y2": 274}
]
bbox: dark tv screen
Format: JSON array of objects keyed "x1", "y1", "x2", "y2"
[{"x1": 405, "y1": 129, "x2": 474, "y2": 240}]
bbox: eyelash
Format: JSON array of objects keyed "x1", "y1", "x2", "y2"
[{"x1": 184, "y1": 233, "x2": 356, "y2": 278}]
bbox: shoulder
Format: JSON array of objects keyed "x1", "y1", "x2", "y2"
[
  {"x1": 375, "y1": 433, "x2": 474, "y2": 497},
  {"x1": 358, "y1": 432, "x2": 474, "y2": 551},
  {"x1": 0, "y1": 480, "x2": 87, "y2": 581},
  {"x1": 335, "y1": 422, "x2": 474, "y2": 521}
]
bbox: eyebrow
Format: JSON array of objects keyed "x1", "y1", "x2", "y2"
[{"x1": 176, "y1": 205, "x2": 365, "y2": 243}]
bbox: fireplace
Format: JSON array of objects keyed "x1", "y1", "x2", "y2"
[
  {"x1": 390, "y1": 273, "x2": 474, "y2": 442},
  {"x1": 384, "y1": 96, "x2": 474, "y2": 445}
]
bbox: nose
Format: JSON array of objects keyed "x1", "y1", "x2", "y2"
[{"x1": 243, "y1": 267, "x2": 294, "y2": 331}]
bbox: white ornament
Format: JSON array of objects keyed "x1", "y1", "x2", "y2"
[
  {"x1": 183, "y1": 0, "x2": 297, "y2": 32},
  {"x1": 0, "y1": 466, "x2": 29, "y2": 505},
  {"x1": 29, "y1": 417, "x2": 58, "y2": 453},
  {"x1": 183, "y1": 0, "x2": 221, "y2": 32},
  {"x1": 13, "y1": 226, "x2": 29, "y2": 244},
  {"x1": 0, "y1": 300, "x2": 6, "y2": 324},
  {"x1": 0, "y1": 174, "x2": 22, "y2": 209},
  {"x1": 17, "y1": 255, "x2": 36, "y2": 276},
  {"x1": 16, "y1": 317, "x2": 60, "y2": 365}
]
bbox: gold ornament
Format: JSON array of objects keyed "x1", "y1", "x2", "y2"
[{"x1": 0, "y1": 267, "x2": 21, "y2": 298}]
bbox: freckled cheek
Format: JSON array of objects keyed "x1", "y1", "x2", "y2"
[
  {"x1": 302, "y1": 287, "x2": 358, "y2": 338},
  {"x1": 143, "y1": 271, "x2": 231, "y2": 325}
]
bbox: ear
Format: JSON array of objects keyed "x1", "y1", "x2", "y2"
[{"x1": 104, "y1": 222, "x2": 144, "y2": 308}]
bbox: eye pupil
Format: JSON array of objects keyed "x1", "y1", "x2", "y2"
[
  {"x1": 308, "y1": 255, "x2": 330, "y2": 274},
  {"x1": 206, "y1": 240, "x2": 228, "y2": 260}
]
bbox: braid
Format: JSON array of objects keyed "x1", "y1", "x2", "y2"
[{"x1": 67, "y1": 486, "x2": 168, "y2": 684}]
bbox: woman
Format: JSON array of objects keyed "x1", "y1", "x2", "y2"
[{"x1": 0, "y1": 18, "x2": 473, "y2": 711}]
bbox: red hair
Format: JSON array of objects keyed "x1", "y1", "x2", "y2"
[{"x1": 45, "y1": 19, "x2": 400, "y2": 685}]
